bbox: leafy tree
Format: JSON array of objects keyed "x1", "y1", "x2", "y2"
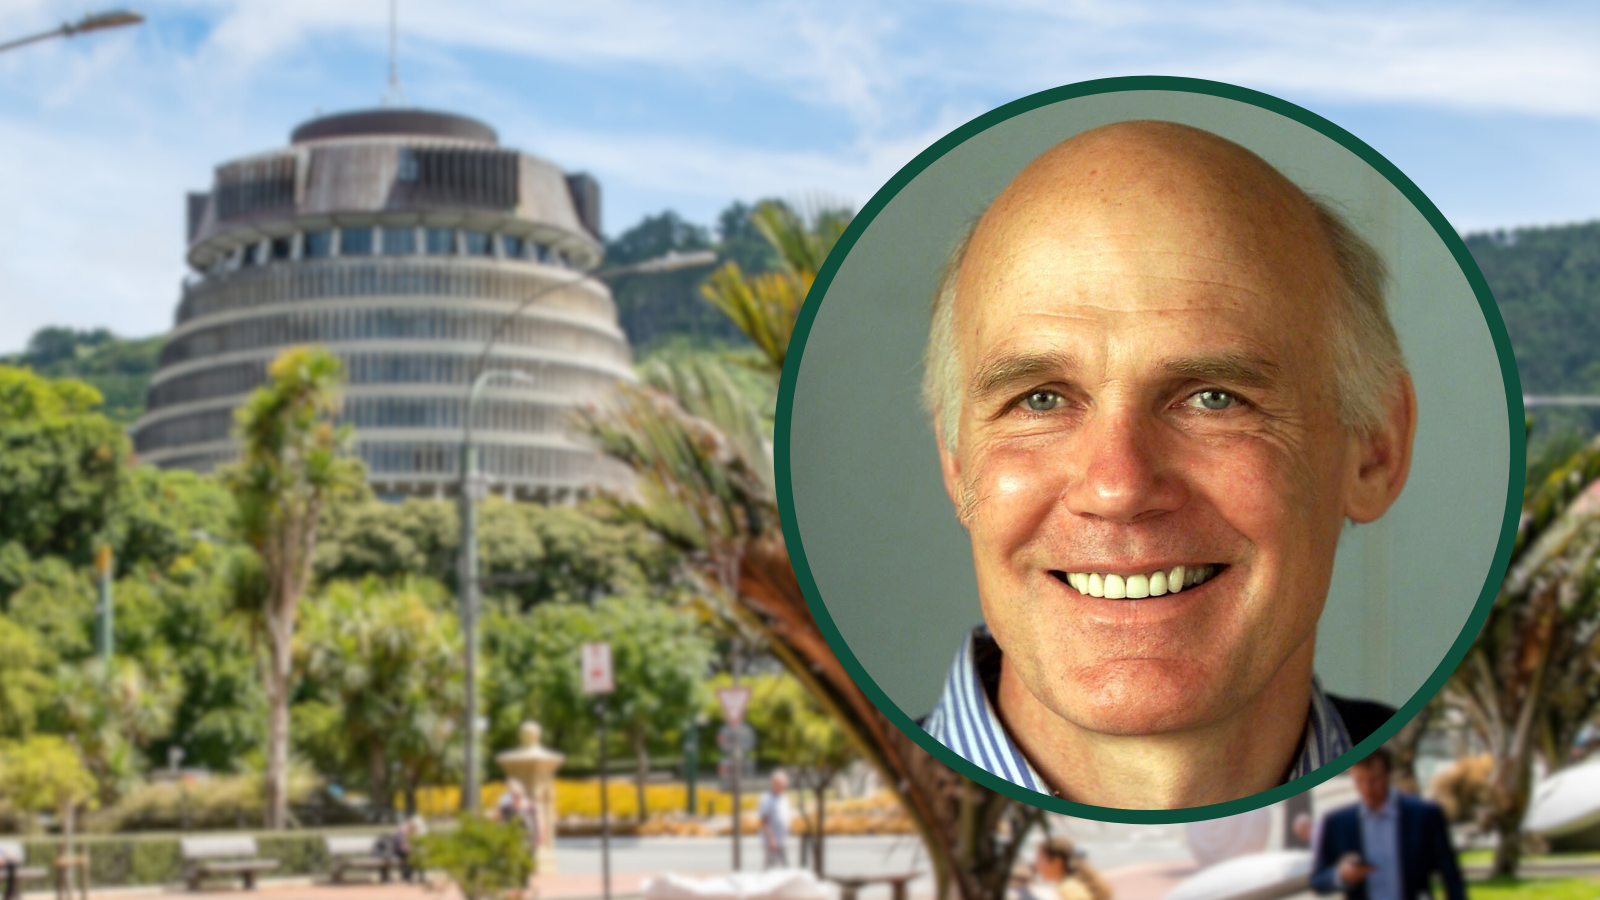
[
  {"x1": 484, "y1": 594, "x2": 713, "y2": 820},
  {"x1": 0, "y1": 734, "x2": 98, "y2": 834},
  {"x1": 580, "y1": 200, "x2": 1040, "y2": 900},
  {"x1": 42, "y1": 657, "x2": 180, "y2": 803},
  {"x1": 122, "y1": 542, "x2": 266, "y2": 775},
  {"x1": 0, "y1": 366, "x2": 126, "y2": 571},
  {"x1": 221, "y1": 346, "x2": 366, "y2": 829},
  {"x1": 0, "y1": 614, "x2": 54, "y2": 737},
  {"x1": 111, "y1": 466, "x2": 236, "y2": 576},
  {"x1": 296, "y1": 576, "x2": 463, "y2": 820},
  {"x1": 316, "y1": 496, "x2": 674, "y2": 611}
]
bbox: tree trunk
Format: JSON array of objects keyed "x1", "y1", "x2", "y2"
[
  {"x1": 1391, "y1": 701, "x2": 1435, "y2": 795},
  {"x1": 263, "y1": 547, "x2": 307, "y2": 832},
  {"x1": 734, "y1": 536, "x2": 1040, "y2": 900},
  {"x1": 369, "y1": 741, "x2": 390, "y2": 824},
  {"x1": 1488, "y1": 741, "x2": 1534, "y2": 877},
  {"x1": 634, "y1": 730, "x2": 650, "y2": 824},
  {"x1": 264, "y1": 615, "x2": 292, "y2": 830},
  {"x1": 814, "y1": 781, "x2": 826, "y2": 877}
]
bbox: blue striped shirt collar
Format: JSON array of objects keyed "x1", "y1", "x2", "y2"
[{"x1": 922, "y1": 626, "x2": 1353, "y2": 799}]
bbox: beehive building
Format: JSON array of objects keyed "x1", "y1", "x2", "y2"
[{"x1": 133, "y1": 109, "x2": 631, "y2": 501}]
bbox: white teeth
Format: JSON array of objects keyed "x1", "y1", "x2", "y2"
[{"x1": 1061, "y1": 564, "x2": 1219, "y2": 599}]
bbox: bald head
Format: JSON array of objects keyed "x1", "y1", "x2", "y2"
[{"x1": 923, "y1": 121, "x2": 1403, "y2": 449}]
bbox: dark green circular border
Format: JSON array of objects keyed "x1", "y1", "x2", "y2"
[{"x1": 773, "y1": 76, "x2": 1525, "y2": 823}]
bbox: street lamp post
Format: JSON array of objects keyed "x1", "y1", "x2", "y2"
[
  {"x1": 458, "y1": 249, "x2": 716, "y2": 813},
  {"x1": 459, "y1": 367, "x2": 536, "y2": 810},
  {"x1": 0, "y1": 10, "x2": 144, "y2": 54}
]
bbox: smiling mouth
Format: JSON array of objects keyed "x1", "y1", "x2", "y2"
[{"x1": 1049, "y1": 565, "x2": 1225, "y2": 599}]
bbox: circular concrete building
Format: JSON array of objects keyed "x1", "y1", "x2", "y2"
[{"x1": 133, "y1": 108, "x2": 631, "y2": 501}]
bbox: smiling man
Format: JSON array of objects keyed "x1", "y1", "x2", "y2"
[{"x1": 918, "y1": 121, "x2": 1417, "y2": 809}]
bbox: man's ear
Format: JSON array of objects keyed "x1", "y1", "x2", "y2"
[
  {"x1": 937, "y1": 430, "x2": 972, "y2": 527},
  {"x1": 1345, "y1": 374, "x2": 1417, "y2": 524}
]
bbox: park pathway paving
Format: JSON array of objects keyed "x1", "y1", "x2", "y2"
[
  {"x1": 47, "y1": 861, "x2": 1198, "y2": 900},
  {"x1": 73, "y1": 871, "x2": 677, "y2": 900},
  {"x1": 63, "y1": 855, "x2": 1600, "y2": 900}
]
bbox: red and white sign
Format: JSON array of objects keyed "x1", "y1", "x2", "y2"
[
  {"x1": 716, "y1": 686, "x2": 752, "y2": 726},
  {"x1": 581, "y1": 642, "x2": 614, "y2": 694}
]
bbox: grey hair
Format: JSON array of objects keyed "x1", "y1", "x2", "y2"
[{"x1": 920, "y1": 198, "x2": 1407, "y2": 449}]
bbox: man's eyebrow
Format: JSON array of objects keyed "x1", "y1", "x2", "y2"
[
  {"x1": 1163, "y1": 353, "x2": 1281, "y2": 389},
  {"x1": 967, "y1": 351, "x2": 1080, "y2": 402}
]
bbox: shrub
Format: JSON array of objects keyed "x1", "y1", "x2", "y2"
[
  {"x1": 1429, "y1": 754, "x2": 1492, "y2": 823},
  {"x1": 415, "y1": 816, "x2": 535, "y2": 900}
]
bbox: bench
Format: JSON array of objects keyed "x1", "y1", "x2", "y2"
[
  {"x1": 0, "y1": 841, "x2": 50, "y2": 891},
  {"x1": 324, "y1": 835, "x2": 393, "y2": 884},
  {"x1": 179, "y1": 837, "x2": 280, "y2": 891},
  {"x1": 828, "y1": 873, "x2": 919, "y2": 900}
]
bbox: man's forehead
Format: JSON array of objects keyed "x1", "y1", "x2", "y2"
[{"x1": 952, "y1": 122, "x2": 1341, "y2": 358}]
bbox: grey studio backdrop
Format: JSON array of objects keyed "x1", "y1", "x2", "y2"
[{"x1": 787, "y1": 90, "x2": 1512, "y2": 719}]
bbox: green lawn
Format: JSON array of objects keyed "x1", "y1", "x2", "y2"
[
  {"x1": 1462, "y1": 850, "x2": 1600, "y2": 865},
  {"x1": 1468, "y1": 876, "x2": 1600, "y2": 898}
]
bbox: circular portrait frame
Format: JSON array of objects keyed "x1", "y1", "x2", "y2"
[{"x1": 775, "y1": 76, "x2": 1524, "y2": 823}]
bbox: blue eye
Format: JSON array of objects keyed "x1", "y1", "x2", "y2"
[
  {"x1": 1186, "y1": 390, "x2": 1239, "y2": 411},
  {"x1": 1021, "y1": 391, "x2": 1065, "y2": 412}
]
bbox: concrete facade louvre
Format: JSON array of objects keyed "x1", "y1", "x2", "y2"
[{"x1": 136, "y1": 108, "x2": 634, "y2": 502}]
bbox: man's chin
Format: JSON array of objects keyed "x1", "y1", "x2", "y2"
[{"x1": 1042, "y1": 658, "x2": 1230, "y2": 736}]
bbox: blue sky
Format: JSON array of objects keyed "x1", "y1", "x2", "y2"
[{"x1": 2, "y1": 0, "x2": 1600, "y2": 351}]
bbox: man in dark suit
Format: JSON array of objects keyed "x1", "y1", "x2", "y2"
[{"x1": 1312, "y1": 747, "x2": 1465, "y2": 899}]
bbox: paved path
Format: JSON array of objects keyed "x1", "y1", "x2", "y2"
[{"x1": 27, "y1": 831, "x2": 1209, "y2": 900}]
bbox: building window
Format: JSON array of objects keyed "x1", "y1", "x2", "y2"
[
  {"x1": 270, "y1": 236, "x2": 293, "y2": 261},
  {"x1": 383, "y1": 227, "x2": 416, "y2": 255},
  {"x1": 463, "y1": 230, "x2": 492, "y2": 257},
  {"x1": 397, "y1": 148, "x2": 419, "y2": 182},
  {"x1": 304, "y1": 230, "x2": 333, "y2": 258},
  {"x1": 340, "y1": 228, "x2": 374, "y2": 256},
  {"x1": 502, "y1": 235, "x2": 525, "y2": 259},
  {"x1": 426, "y1": 228, "x2": 456, "y2": 255}
]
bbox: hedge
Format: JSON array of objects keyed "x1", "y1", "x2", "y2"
[{"x1": 6, "y1": 827, "x2": 393, "y2": 888}]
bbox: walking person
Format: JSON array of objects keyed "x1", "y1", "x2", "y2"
[
  {"x1": 1016, "y1": 837, "x2": 1111, "y2": 900},
  {"x1": 394, "y1": 815, "x2": 427, "y2": 883},
  {"x1": 1311, "y1": 747, "x2": 1465, "y2": 899},
  {"x1": 496, "y1": 780, "x2": 540, "y2": 898},
  {"x1": 0, "y1": 843, "x2": 18, "y2": 900},
  {"x1": 757, "y1": 770, "x2": 793, "y2": 870}
]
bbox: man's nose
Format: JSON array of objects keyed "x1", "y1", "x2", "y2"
[{"x1": 1064, "y1": 406, "x2": 1185, "y2": 523}]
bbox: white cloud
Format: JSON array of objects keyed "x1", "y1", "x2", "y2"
[{"x1": 3, "y1": 0, "x2": 1600, "y2": 351}]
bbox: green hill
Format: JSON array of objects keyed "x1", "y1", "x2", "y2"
[
  {"x1": 1, "y1": 327, "x2": 163, "y2": 425},
  {"x1": 1465, "y1": 221, "x2": 1600, "y2": 436}
]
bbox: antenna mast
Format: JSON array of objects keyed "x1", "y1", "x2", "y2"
[{"x1": 382, "y1": 0, "x2": 406, "y2": 107}]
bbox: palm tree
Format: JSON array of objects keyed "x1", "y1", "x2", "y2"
[
  {"x1": 298, "y1": 575, "x2": 463, "y2": 822},
  {"x1": 222, "y1": 346, "x2": 366, "y2": 829},
  {"x1": 1444, "y1": 428, "x2": 1600, "y2": 876},
  {"x1": 578, "y1": 201, "x2": 1038, "y2": 900}
]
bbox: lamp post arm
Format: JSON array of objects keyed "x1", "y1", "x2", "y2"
[
  {"x1": 0, "y1": 10, "x2": 144, "y2": 54},
  {"x1": 0, "y1": 25, "x2": 69, "y2": 53}
]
